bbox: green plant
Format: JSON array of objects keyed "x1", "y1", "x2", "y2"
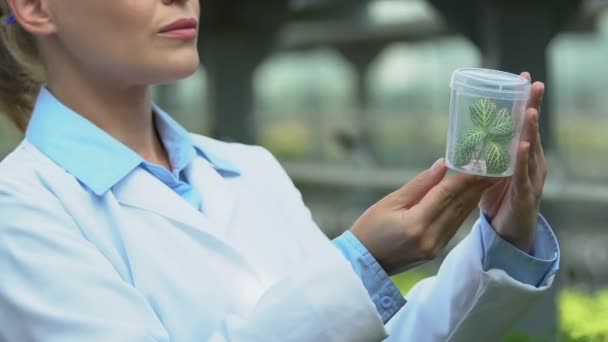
[
  {"x1": 392, "y1": 271, "x2": 430, "y2": 294},
  {"x1": 452, "y1": 98, "x2": 515, "y2": 174},
  {"x1": 559, "y1": 288, "x2": 608, "y2": 341}
]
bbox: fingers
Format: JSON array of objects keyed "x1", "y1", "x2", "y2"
[
  {"x1": 528, "y1": 82, "x2": 545, "y2": 113},
  {"x1": 517, "y1": 76, "x2": 547, "y2": 181},
  {"x1": 520, "y1": 107, "x2": 548, "y2": 186},
  {"x1": 478, "y1": 177, "x2": 510, "y2": 218},
  {"x1": 531, "y1": 127, "x2": 548, "y2": 190},
  {"x1": 535, "y1": 131, "x2": 544, "y2": 162},
  {"x1": 513, "y1": 141, "x2": 531, "y2": 190},
  {"x1": 412, "y1": 172, "x2": 496, "y2": 225},
  {"x1": 388, "y1": 158, "x2": 448, "y2": 210},
  {"x1": 425, "y1": 177, "x2": 492, "y2": 242},
  {"x1": 524, "y1": 108, "x2": 539, "y2": 157},
  {"x1": 519, "y1": 71, "x2": 544, "y2": 113},
  {"x1": 534, "y1": 130, "x2": 547, "y2": 181}
]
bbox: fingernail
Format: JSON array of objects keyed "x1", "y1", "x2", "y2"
[{"x1": 431, "y1": 158, "x2": 444, "y2": 173}]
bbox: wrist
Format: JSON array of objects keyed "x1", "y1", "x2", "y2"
[
  {"x1": 494, "y1": 229, "x2": 535, "y2": 253},
  {"x1": 350, "y1": 226, "x2": 405, "y2": 276},
  {"x1": 491, "y1": 218, "x2": 536, "y2": 254}
]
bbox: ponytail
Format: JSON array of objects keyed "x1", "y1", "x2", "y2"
[{"x1": 0, "y1": 2, "x2": 44, "y2": 132}]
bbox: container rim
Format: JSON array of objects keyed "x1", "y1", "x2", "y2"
[{"x1": 450, "y1": 68, "x2": 531, "y2": 99}]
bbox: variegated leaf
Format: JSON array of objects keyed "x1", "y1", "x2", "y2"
[
  {"x1": 488, "y1": 107, "x2": 514, "y2": 138},
  {"x1": 492, "y1": 131, "x2": 514, "y2": 146},
  {"x1": 485, "y1": 142, "x2": 510, "y2": 174},
  {"x1": 460, "y1": 128, "x2": 486, "y2": 151},
  {"x1": 452, "y1": 139, "x2": 474, "y2": 167},
  {"x1": 470, "y1": 98, "x2": 497, "y2": 129}
]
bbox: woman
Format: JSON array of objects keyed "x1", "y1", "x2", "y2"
[{"x1": 0, "y1": 1, "x2": 559, "y2": 341}]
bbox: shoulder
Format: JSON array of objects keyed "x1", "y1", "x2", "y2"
[
  {"x1": 188, "y1": 136, "x2": 313, "y2": 220},
  {"x1": 0, "y1": 141, "x2": 84, "y2": 255},
  {"x1": 189, "y1": 134, "x2": 285, "y2": 175},
  {"x1": 0, "y1": 140, "x2": 69, "y2": 202}
]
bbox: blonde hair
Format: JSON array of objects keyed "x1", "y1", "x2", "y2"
[{"x1": 0, "y1": 2, "x2": 44, "y2": 132}]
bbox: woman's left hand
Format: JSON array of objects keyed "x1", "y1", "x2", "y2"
[{"x1": 479, "y1": 72, "x2": 548, "y2": 253}]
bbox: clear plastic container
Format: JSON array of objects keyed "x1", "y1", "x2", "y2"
[{"x1": 445, "y1": 68, "x2": 531, "y2": 177}]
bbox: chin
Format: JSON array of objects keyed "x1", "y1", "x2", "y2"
[
  {"x1": 151, "y1": 52, "x2": 200, "y2": 84},
  {"x1": 168, "y1": 63, "x2": 200, "y2": 81}
]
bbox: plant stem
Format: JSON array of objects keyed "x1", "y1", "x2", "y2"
[{"x1": 476, "y1": 138, "x2": 488, "y2": 163}]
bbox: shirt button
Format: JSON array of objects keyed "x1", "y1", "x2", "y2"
[{"x1": 381, "y1": 296, "x2": 393, "y2": 309}]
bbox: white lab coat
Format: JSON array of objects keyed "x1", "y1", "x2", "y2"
[{"x1": 0, "y1": 135, "x2": 554, "y2": 342}]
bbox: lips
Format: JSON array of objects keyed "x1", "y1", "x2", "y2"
[
  {"x1": 159, "y1": 18, "x2": 198, "y2": 40},
  {"x1": 159, "y1": 18, "x2": 198, "y2": 33}
]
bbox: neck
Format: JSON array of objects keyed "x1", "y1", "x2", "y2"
[{"x1": 44, "y1": 54, "x2": 171, "y2": 170}]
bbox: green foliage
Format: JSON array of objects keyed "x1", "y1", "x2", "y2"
[
  {"x1": 391, "y1": 271, "x2": 431, "y2": 294},
  {"x1": 452, "y1": 98, "x2": 514, "y2": 174},
  {"x1": 471, "y1": 97, "x2": 498, "y2": 128},
  {"x1": 559, "y1": 289, "x2": 608, "y2": 341},
  {"x1": 486, "y1": 142, "x2": 511, "y2": 174},
  {"x1": 489, "y1": 108, "x2": 515, "y2": 138}
]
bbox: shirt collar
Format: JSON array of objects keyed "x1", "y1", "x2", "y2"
[
  {"x1": 26, "y1": 86, "x2": 240, "y2": 195},
  {"x1": 152, "y1": 103, "x2": 241, "y2": 177}
]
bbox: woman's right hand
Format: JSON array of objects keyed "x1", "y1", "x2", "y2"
[{"x1": 350, "y1": 158, "x2": 497, "y2": 276}]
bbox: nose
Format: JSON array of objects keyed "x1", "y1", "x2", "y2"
[
  {"x1": 161, "y1": 0, "x2": 194, "y2": 10},
  {"x1": 162, "y1": 0, "x2": 189, "y2": 4}
]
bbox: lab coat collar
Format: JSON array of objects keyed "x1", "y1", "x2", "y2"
[
  {"x1": 26, "y1": 86, "x2": 241, "y2": 196},
  {"x1": 113, "y1": 155, "x2": 239, "y2": 238}
]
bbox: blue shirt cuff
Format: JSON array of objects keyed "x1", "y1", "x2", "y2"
[
  {"x1": 332, "y1": 230, "x2": 406, "y2": 323},
  {"x1": 479, "y1": 213, "x2": 560, "y2": 287}
]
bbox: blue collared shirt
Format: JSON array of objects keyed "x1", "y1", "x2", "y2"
[
  {"x1": 26, "y1": 87, "x2": 240, "y2": 213},
  {"x1": 25, "y1": 86, "x2": 560, "y2": 325},
  {"x1": 333, "y1": 212, "x2": 560, "y2": 322}
]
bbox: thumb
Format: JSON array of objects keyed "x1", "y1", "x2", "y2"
[{"x1": 387, "y1": 158, "x2": 447, "y2": 210}]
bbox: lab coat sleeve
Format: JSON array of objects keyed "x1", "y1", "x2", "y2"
[
  {"x1": 208, "y1": 146, "x2": 388, "y2": 342},
  {"x1": 332, "y1": 230, "x2": 407, "y2": 323},
  {"x1": 209, "y1": 251, "x2": 387, "y2": 342},
  {"x1": 0, "y1": 169, "x2": 387, "y2": 342},
  {"x1": 384, "y1": 219, "x2": 557, "y2": 341},
  {"x1": 241, "y1": 145, "x2": 560, "y2": 342}
]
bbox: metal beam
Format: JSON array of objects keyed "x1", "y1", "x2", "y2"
[
  {"x1": 281, "y1": 161, "x2": 608, "y2": 204},
  {"x1": 278, "y1": 16, "x2": 451, "y2": 50},
  {"x1": 198, "y1": 0, "x2": 290, "y2": 143}
]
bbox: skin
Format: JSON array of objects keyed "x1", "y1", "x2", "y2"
[
  {"x1": 480, "y1": 74, "x2": 547, "y2": 253},
  {"x1": 8, "y1": 0, "x2": 200, "y2": 170},
  {"x1": 352, "y1": 76, "x2": 547, "y2": 275},
  {"x1": 8, "y1": 0, "x2": 547, "y2": 277}
]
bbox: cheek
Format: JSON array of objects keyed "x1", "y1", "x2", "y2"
[
  {"x1": 63, "y1": 20, "x2": 200, "y2": 84},
  {"x1": 57, "y1": 8, "x2": 149, "y2": 70},
  {"x1": 147, "y1": 38, "x2": 201, "y2": 76}
]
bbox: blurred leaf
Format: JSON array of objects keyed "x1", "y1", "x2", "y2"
[
  {"x1": 559, "y1": 289, "x2": 608, "y2": 341},
  {"x1": 392, "y1": 271, "x2": 429, "y2": 294},
  {"x1": 485, "y1": 142, "x2": 510, "y2": 174},
  {"x1": 470, "y1": 97, "x2": 497, "y2": 129},
  {"x1": 488, "y1": 108, "x2": 514, "y2": 139}
]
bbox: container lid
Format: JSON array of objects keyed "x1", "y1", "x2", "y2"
[{"x1": 450, "y1": 68, "x2": 531, "y2": 100}]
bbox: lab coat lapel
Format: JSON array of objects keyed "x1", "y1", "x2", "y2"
[
  {"x1": 185, "y1": 156, "x2": 238, "y2": 235},
  {"x1": 112, "y1": 165, "x2": 267, "y2": 293},
  {"x1": 112, "y1": 168, "x2": 216, "y2": 236}
]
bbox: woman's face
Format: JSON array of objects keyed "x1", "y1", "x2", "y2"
[{"x1": 45, "y1": 0, "x2": 201, "y2": 86}]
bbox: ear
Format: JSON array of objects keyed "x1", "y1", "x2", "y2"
[{"x1": 7, "y1": 0, "x2": 56, "y2": 36}]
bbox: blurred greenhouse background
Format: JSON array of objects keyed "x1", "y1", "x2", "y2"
[{"x1": 2, "y1": 0, "x2": 608, "y2": 340}]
